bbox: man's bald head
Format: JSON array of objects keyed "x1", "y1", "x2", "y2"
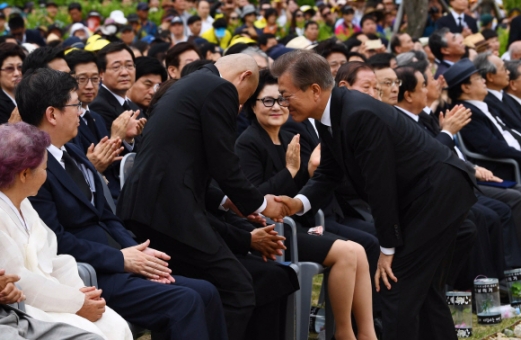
[
  {"x1": 510, "y1": 41, "x2": 521, "y2": 61},
  {"x1": 215, "y1": 54, "x2": 259, "y2": 104}
]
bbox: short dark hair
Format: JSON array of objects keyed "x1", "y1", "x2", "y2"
[
  {"x1": 17, "y1": 68, "x2": 78, "y2": 126},
  {"x1": 148, "y1": 42, "x2": 170, "y2": 63},
  {"x1": 304, "y1": 21, "x2": 318, "y2": 30},
  {"x1": 68, "y1": 2, "x2": 82, "y2": 11},
  {"x1": 97, "y1": 42, "x2": 136, "y2": 71},
  {"x1": 22, "y1": 46, "x2": 65, "y2": 74},
  {"x1": 367, "y1": 53, "x2": 396, "y2": 69},
  {"x1": 360, "y1": 14, "x2": 376, "y2": 27},
  {"x1": 187, "y1": 15, "x2": 201, "y2": 25},
  {"x1": 65, "y1": 50, "x2": 98, "y2": 74},
  {"x1": 0, "y1": 35, "x2": 16, "y2": 44},
  {"x1": 314, "y1": 38, "x2": 349, "y2": 59},
  {"x1": 264, "y1": 8, "x2": 278, "y2": 20},
  {"x1": 335, "y1": 61, "x2": 373, "y2": 86},
  {"x1": 180, "y1": 59, "x2": 213, "y2": 77},
  {"x1": 429, "y1": 28, "x2": 449, "y2": 61},
  {"x1": 506, "y1": 60, "x2": 521, "y2": 82},
  {"x1": 244, "y1": 69, "x2": 279, "y2": 121},
  {"x1": 481, "y1": 28, "x2": 498, "y2": 40},
  {"x1": 0, "y1": 43, "x2": 25, "y2": 68},
  {"x1": 135, "y1": 56, "x2": 168, "y2": 82},
  {"x1": 258, "y1": 33, "x2": 276, "y2": 47},
  {"x1": 390, "y1": 33, "x2": 403, "y2": 54},
  {"x1": 395, "y1": 66, "x2": 420, "y2": 102},
  {"x1": 197, "y1": 41, "x2": 220, "y2": 59},
  {"x1": 347, "y1": 51, "x2": 367, "y2": 62},
  {"x1": 8, "y1": 16, "x2": 24, "y2": 30},
  {"x1": 344, "y1": 37, "x2": 362, "y2": 52},
  {"x1": 165, "y1": 42, "x2": 201, "y2": 68}
]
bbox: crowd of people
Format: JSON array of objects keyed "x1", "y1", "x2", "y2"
[{"x1": 1, "y1": 0, "x2": 521, "y2": 340}]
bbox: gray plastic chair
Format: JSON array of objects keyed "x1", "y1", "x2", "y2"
[
  {"x1": 76, "y1": 262, "x2": 146, "y2": 339},
  {"x1": 456, "y1": 132, "x2": 521, "y2": 182},
  {"x1": 120, "y1": 153, "x2": 136, "y2": 189},
  {"x1": 273, "y1": 211, "x2": 335, "y2": 340}
]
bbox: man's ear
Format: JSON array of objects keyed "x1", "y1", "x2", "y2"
[
  {"x1": 338, "y1": 80, "x2": 349, "y2": 88},
  {"x1": 239, "y1": 70, "x2": 253, "y2": 83},
  {"x1": 404, "y1": 90, "x2": 413, "y2": 103},
  {"x1": 311, "y1": 83, "x2": 322, "y2": 101},
  {"x1": 44, "y1": 106, "x2": 58, "y2": 127},
  {"x1": 510, "y1": 79, "x2": 519, "y2": 92},
  {"x1": 167, "y1": 66, "x2": 179, "y2": 79}
]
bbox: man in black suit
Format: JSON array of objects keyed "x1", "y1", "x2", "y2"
[
  {"x1": 435, "y1": 0, "x2": 478, "y2": 35},
  {"x1": 17, "y1": 67, "x2": 228, "y2": 340},
  {"x1": 21, "y1": 46, "x2": 70, "y2": 74},
  {"x1": 8, "y1": 15, "x2": 45, "y2": 47},
  {"x1": 118, "y1": 54, "x2": 286, "y2": 340},
  {"x1": 0, "y1": 43, "x2": 24, "y2": 124},
  {"x1": 90, "y1": 42, "x2": 146, "y2": 134},
  {"x1": 272, "y1": 50, "x2": 477, "y2": 340},
  {"x1": 505, "y1": 60, "x2": 521, "y2": 120},
  {"x1": 474, "y1": 52, "x2": 521, "y2": 131},
  {"x1": 429, "y1": 28, "x2": 466, "y2": 79}
]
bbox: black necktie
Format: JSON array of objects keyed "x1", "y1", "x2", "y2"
[
  {"x1": 458, "y1": 16, "x2": 463, "y2": 29},
  {"x1": 122, "y1": 100, "x2": 131, "y2": 111},
  {"x1": 83, "y1": 111, "x2": 99, "y2": 139},
  {"x1": 62, "y1": 151, "x2": 93, "y2": 201}
]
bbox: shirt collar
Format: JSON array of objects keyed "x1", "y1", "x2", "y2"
[
  {"x1": 2, "y1": 89, "x2": 16, "y2": 106},
  {"x1": 488, "y1": 89, "x2": 503, "y2": 101},
  {"x1": 508, "y1": 92, "x2": 521, "y2": 107},
  {"x1": 320, "y1": 95, "x2": 332, "y2": 127},
  {"x1": 102, "y1": 84, "x2": 128, "y2": 106},
  {"x1": 465, "y1": 100, "x2": 490, "y2": 114},
  {"x1": 451, "y1": 9, "x2": 464, "y2": 22},
  {"x1": 395, "y1": 105, "x2": 419, "y2": 122},
  {"x1": 423, "y1": 106, "x2": 433, "y2": 114},
  {"x1": 47, "y1": 144, "x2": 66, "y2": 163}
]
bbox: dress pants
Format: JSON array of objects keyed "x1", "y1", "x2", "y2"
[
  {"x1": 98, "y1": 273, "x2": 227, "y2": 340},
  {"x1": 0, "y1": 305, "x2": 103, "y2": 340},
  {"x1": 380, "y1": 213, "x2": 466, "y2": 340},
  {"x1": 130, "y1": 222, "x2": 255, "y2": 340}
]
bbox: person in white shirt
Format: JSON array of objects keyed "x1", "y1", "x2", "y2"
[{"x1": 197, "y1": 0, "x2": 214, "y2": 34}]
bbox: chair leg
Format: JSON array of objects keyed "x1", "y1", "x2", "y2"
[{"x1": 285, "y1": 292, "x2": 297, "y2": 340}]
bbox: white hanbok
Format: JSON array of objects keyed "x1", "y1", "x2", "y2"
[{"x1": 0, "y1": 194, "x2": 132, "y2": 340}]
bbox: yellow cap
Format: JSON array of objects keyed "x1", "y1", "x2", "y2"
[
  {"x1": 228, "y1": 35, "x2": 257, "y2": 47},
  {"x1": 85, "y1": 38, "x2": 110, "y2": 52}
]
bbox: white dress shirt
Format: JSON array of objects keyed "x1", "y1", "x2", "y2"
[
  {"x1": 293, "y1": 97, "x2": 396, "y2": 255},
  {"x1": 47, "y1": 144, "x2": 97, "y2": 205},
  {"x1": 201, "y1": 16, "x2": 214, "y2": 35},
  {"x1": 395, "y1": 106, "x2": 419, "y2": 122},
  {"x1": 488, "y1": 89, "x2": 503, "y2": 101},
  {"x1": 465, "y1": 100, "x2": 521, "y2": 150},
  {"x1": 451, "y1": 9, "x2": 467, "y2": 28}
]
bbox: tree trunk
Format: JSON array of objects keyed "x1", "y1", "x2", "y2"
[{"x1": 404, "y1": 0, "x2": 430, "y2": 39}]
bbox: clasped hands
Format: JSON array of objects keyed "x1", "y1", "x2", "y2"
[{"x1": 121, "y1": 239, "x2": 175, "y2": 285}]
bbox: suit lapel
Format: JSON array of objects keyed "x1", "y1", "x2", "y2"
[
  {"x1": 99, "y1": 86, "x2": 125, "y2": 115},
  {"x1": 252, "y1": 122, "x2": 286, "y2": 172},
  {"x1": 78, "y1": 119, "x2": 99, "y2": 144},
  {"x1": 303, "y1": 119, "x2": 320, "y2": 145}
]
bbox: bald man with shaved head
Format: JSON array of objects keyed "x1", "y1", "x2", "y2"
[{"x1": 118, "y1": 54, "x2": 286, "y2": 340}]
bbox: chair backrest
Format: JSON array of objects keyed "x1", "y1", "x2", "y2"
[
  {"x1": 77, "y1": 262, "x2": 98, "y2": 288},
  {"x1": 120, "y1": 153, "x2": 136, "y2": 189}
]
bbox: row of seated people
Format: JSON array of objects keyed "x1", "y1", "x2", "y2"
[{"x1": 0, "y1": 43, "x2": 378, "y2": 340}]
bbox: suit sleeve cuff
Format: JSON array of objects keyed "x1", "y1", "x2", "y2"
[
  {"x1": 441, "y1": 130, "x2": 454, "y2": 139},
  {"x1": 219, "y1": 195, "x2": 228, "y2": 211},
  {"x1": 380, "y1": 247, "x2": 395, "y2": 255},
  {"x1": 294, "y1": 194, "x2": 311, "y2": 216},
  {"x1": 255, "y1": 198, "x2": 267, "y2": 214}
]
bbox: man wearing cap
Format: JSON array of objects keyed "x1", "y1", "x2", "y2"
[
  {"x1": 435, "y1": 0, "x2": 478, "y2": 36},
  {"x1": 136, "y1": 2, "x2": 158, "y2": 37},
  {"x1": 170, "y1": 16, "x2": 188, "y2": 45},
  {"x1": 172, "y1": 0, "x2": 192, "y2": 36},
  {"x1": 201, "y1": 18, "x2": 232, "y2": 49},
  {"x1": 234, "y1": 5, "x2": 263, "y2": 39},
  {"x1": 120, "y1": 25, "x2": 135, "y2": 46},
  {"x1": 449, "y1": 58, "x2": 521, "y2": 181}
]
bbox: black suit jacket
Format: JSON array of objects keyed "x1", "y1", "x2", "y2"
[
  {"x1": 117, "y1": 64, "x2": 265, "y2": 254},
  {"x1": 89, "y1": 86, "x2": 140, "y2": 133},
  {"x1": 0, "y1": 89, "x2": 15, "y2": 124},
  {"x1": 485, "y1": 92, "x2": 521, "y2": 131},
  {"x1": 435, "y1": 13, "x2": 478, "y2": 34},
  {"x1": 509, "y1": 15, "x2": 521, "y2": 48},
  {"x1": 504, "y1": 93, "x2": 521, "y2": 120},
  {"x1": 458, "y1": 100, "x2": 521, "y2": 178},
  {"x1": 28, "y1": 143, "x2": 137, "y2": 296},
  {"x1": 434, "y1": 60, "x2": 453, "y2": 79},
  {"x1": 299, "y1": 88, "x2": 476, "y2": 253}
]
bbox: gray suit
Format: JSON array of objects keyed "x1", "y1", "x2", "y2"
[{"x1": 0, "y1": 305, "x2": 102, "y2": 340}]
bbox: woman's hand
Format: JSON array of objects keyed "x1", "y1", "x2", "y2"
[{"x1": 285, "y1": 134, "x2": 300, "y2": 177}]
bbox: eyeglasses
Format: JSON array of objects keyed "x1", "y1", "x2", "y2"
[
  {"x1": 62, "y1": 101, "x2": 83, "y2": 111},
  {"x1": 75, "y1": 76, "x2": 100, "y2": 85},
  {"x1": 322, "y1": 11, "x2": 331, "y2": 16},
  {"x1": 109, "y1": 63, "x2": 136, "y2": 73},
  {"x1": 257, "y1": 96, "x2": 290, "y2": 107},
  {"x1": 0, "y1": 65, "x2": 22, "y2": 74},
  {"x1": 295, "y1": 13, "x2": 304, "y2": 17},
  {"x1": 379, "y1": 79, "x2": 402, "y2": 88}
]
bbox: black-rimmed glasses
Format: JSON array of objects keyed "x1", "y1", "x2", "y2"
[{"x1": 257, "y1": 96, "x2": 290, "y2": 107}]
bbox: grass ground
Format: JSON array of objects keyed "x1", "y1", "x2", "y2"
[{"x1": 137, "y1": 274, "x2": 521, "y2": 340}]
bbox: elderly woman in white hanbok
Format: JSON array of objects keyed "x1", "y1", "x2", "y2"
[{"x1": 0, "y1": 123, "x2": 132, "y2": 340}]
